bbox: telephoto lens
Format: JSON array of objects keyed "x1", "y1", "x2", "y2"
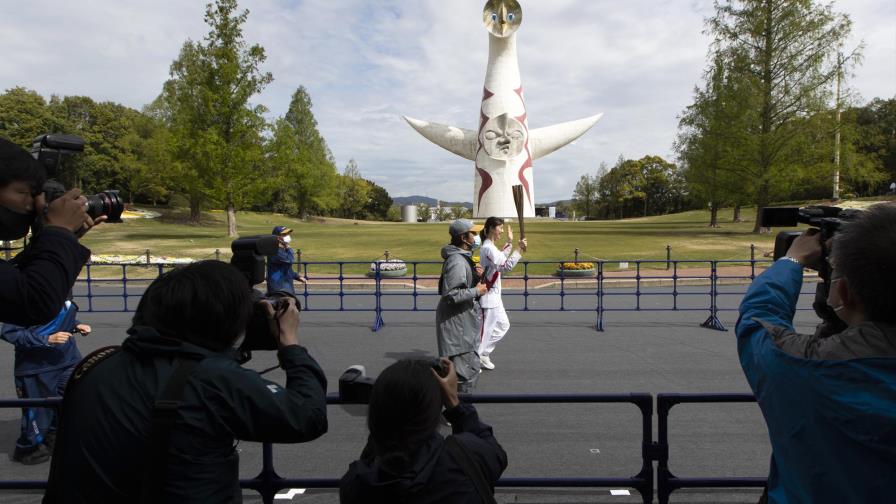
[{"x1": 86, "y1": 190, "x2": 125, "y2": 222}]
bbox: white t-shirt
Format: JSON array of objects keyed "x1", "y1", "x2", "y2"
[{"x1": 478, "y1": 239, "x2": 521, "y2": 308}]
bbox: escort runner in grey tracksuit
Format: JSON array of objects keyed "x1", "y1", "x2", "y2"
[{"x1": 436, "y1": 244, "x2": 482, "y2": 393}]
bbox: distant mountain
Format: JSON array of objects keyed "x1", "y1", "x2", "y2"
[
  {"x1": 393, "y1": 196, "x2": 472, "y2": 209},
  {"x1": 393, "y1": 195, "x2": 570, "y2": 209}
]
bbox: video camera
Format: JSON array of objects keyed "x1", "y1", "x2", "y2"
[
  {"x1": 760, "y1": 206, "x2": 862, "y2": 264},
  {"x1": 31, "y1": 134, "x2": 124, "y2": 223},
  {"x1": 761, "y1": 205, "x2": 863, "y2": 336},
  {"x1": 229, "y1": 235, "x2": 300, "y2": 362}
]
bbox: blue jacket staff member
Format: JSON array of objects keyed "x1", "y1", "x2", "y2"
[
  {"x1": 1, "y1": 301, "x2": 88, "y2": 465},
  {"x1": 266, "y1": 225, "x2": 306, "y2": 296},
  {"x1": 736, "y1": 202, "x2": 896, "y2": 503}
]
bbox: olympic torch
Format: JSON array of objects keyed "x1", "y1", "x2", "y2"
[{"x1": 512, "y1": 184, "x2": 526, "y2": 241}]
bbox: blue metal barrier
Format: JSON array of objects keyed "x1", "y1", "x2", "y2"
[
  {"x1": 655, "y1": 393, "x2": 765, "y2": 504},
  {"x1": 74, "y1": 258, "x2": 821, "y2": 333},
  {"x1": 0, "y1": 393, "x2": 655, "y2": 503}
]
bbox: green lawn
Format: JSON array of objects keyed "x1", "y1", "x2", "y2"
[{"x1": 76, "y1": 206, "x2": 805, "y2": 276}]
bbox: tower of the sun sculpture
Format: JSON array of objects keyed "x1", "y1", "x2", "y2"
[{"x1": 404, "y1": 0, "x2": 602, "y2": 218}]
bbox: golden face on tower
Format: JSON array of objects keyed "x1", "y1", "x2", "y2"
[{"x1": 483, "y1": 0, "x2": 522, "y2": 38}]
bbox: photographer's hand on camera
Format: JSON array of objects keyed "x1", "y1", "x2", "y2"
[
  {"x1": 36, "y1": 189, "x2": 93, "y2": 236},
  {"x1": 784, "y1": 228, "x2": 823, "y2": 270},
  {"x1": 431, "y1": 357, "x2": 460, "y2": 409},
  {"x1": 262, "y1": 297, "x2": 300, "y2": 348}
]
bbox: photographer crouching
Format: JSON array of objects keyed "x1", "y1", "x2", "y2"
[
  {"x1": 736, "y1": 202, "x2": 896, "y2": 503},
  {"x1": 0, "y1": 137, "x2": 101, "y2": 326},
  {"x1": 43, "y1": 260, "x2": 328, "y2": 503}
]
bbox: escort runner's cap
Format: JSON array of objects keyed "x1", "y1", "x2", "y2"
[
  {"x1": 448, "y1": 219, "x2": 483, "y2": 237},
  {"x1": 272, "y1": 226, "x2": 293, "y2": 235}
]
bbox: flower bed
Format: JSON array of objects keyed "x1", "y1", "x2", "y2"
[
  {"x1": 555, "y1": 261, "x2": 596, "y2": 278},
  {"x1": 367, "y1": 259, "x2": 408, "y2": 278}
]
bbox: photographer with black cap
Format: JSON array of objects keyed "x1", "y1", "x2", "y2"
[
  {"x1": 736, "y1": 202, "x2": 896, "y2": 503},
  {"x1": 43, "y1": 260, "x2": 328, "y2": 503},
  {"x1": 0, "y1": 137, "x2": 101, "y2": 326}
]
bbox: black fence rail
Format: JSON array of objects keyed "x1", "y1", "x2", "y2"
[
  {"x1": 656, "y1": 393, "x2": 765, "y2": 504},
  {"x1": 0, "y1": 392, "x2": 772, "y2": 503}
]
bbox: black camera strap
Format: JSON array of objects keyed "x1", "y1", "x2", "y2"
[
  {"x1": 444, "y1": 436, "x2": 497, "y2": 504},
  {"x1": 140, "y1": 356, "x2": 201, "y2": 504}
]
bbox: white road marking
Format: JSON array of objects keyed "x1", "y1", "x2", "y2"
[
  {"x1": 274, "y1": 488, "x2": 306, "y2": 499},
  {"x1": 610, "y1": 489, "x2": 631, "y2": 496},
  {"x1": 589, "y1": 448, "x2": 600, "y2": 454}
]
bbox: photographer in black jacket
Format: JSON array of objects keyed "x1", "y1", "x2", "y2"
[
  {"x1": 340, "y1": 358, "x2": 507, "y2": 503},
  {"x1": 43, "y1": 260, "x2": 328, "y2": 503},
  {"x1": 0, "y1": 137, "x2": 99, "y2": 326}
]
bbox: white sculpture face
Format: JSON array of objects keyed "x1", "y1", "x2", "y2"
[
  {"x1": 481, "y1": 114, "x2": 526, "y2": 160},
  {"x1": 482, "y1": 0, "x2": 522, "y2": 38}
]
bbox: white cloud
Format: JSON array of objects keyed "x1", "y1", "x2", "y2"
[{"x1": 1, "y1": 0, "x2": 893, "y2": 203}]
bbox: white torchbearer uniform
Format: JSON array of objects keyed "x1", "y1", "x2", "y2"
[{"x1": 477, "y1": 239, "x2": 521, "y2": 358}]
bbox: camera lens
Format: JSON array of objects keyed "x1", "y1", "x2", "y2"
[{"x1": 86, "y1": 191, "x2": 124, "y2": 222}]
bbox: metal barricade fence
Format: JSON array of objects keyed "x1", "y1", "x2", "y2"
[
  {"x1": 656, "y1": 393, "x2": 764, "y2": 504},
  {"x1": 74, "y1": 258, "x2": 822, "y2": 333},
  {"x1": 0, "y1": 393, "x2": 658, "y2": 504}
]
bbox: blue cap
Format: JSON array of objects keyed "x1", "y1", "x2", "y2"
[{"x1": 272, "y1": 226, "x2": 293, "y2": 235}]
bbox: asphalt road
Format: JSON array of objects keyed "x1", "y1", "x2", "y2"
[{"x1": 0, "y1": 281, "x2": 823, "y2": 503}]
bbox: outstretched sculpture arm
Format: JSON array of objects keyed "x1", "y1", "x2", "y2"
[
  {"x1": 403, "y1": 116, "x2": 479, "y2": 161},
  {"x1": 529, "y1": 113, "x2": 603, "y2": 161}
]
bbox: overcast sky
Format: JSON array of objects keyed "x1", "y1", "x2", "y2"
[{"x1": 2, "y1": 0, "x2": 893, "y2": 203}]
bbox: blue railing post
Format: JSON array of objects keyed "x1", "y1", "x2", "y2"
[
  {"x1": 412, "y1": 262, "x2": 419, "y2": 311},
  {"x1": 596, "y1": 260, "x2": 605, "y2": 331},
  {"x1": 522, "y1": 261, "x2": 530, "y2": 311},
  {"x1": 672, "y1": 261, "x2": 679, "y2": 310},
  {"x1": 750, "y1": 244, "x2": 757, "y2": 280},
  {"x1": 635, "y1": 261, "x2": 642, "y2": 310},
  {"x1": 372, "y1": 261, "x2": 384, "y2": 331},
  {"x1": 121, "y1": 264, "x2": 129, "y2": 311},
  {"x1": 700, "y1": 261, "x2": 726, "y2": 331},
  {"x1": 85, "y1": 263, "x2": 94, "y2": 312},
  {"x1": 244, "y1": 442, "x2": 285, "y2": 504}
]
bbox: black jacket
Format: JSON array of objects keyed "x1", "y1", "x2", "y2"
[
  {"x1": 340, "y1": 403, "x2": 507, "y2": 504},
  {"x1": 43, "y1": 328, "x2": 328, "y2": 503},
  {"x1": 0, "y1": 226, "x2": 90, "y2": 326}
]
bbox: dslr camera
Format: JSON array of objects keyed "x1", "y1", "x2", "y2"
[
  {"x1": 31, "y1": 134, "x2": 124, "y2": 223},
  {"x1": 229, "y1": 235, "x2": 300, "y2": 363}
]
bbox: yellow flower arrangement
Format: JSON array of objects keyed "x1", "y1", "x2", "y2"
[{"x1": 559, "y1": 262, "x2": 595, "y2": 270}]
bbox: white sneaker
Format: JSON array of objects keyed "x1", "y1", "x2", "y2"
[{"x1": 480, "y1": 355, "x2": 495, "y2": 370}]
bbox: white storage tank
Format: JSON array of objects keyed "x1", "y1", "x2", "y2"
[{"x1": 401, "y1": 205, "x2": 418, "y2": 223}]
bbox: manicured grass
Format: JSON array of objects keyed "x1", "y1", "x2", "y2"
[{"x1": 78, "y1": 206, "x2": 804, "y2": 276}]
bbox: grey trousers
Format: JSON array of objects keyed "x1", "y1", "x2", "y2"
[{"x1": 451, "y1": 351, "x2": 481, "y2": 394}]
